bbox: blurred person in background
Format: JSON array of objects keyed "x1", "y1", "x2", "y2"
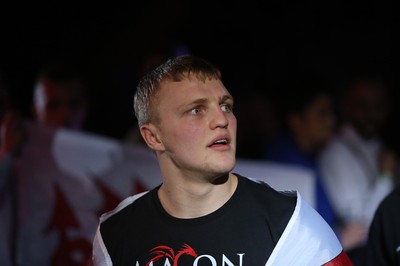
[
  {"x1": 235, "y1": 89, "x2": 278, "y2": 159},
  {"x1": 0, "y1": 72, "x2": 26, "y2": 187},
  {"x1": 263, "y1": 74, "x2": 337, "y2": 230},
  {"x1": 1, "y1": 61, "x2": 89, "y2": 192},
  {"x1": 32, "y1": 62, "x2": 89, "y2": 130},
  {"x1": 363, "y1": 183, "x2": 400, "y2": 266},
  {"x1": 318, "y1": 73, "x2": 398, "y2": 264},
  {"x1": 1, "y1": 61, "x2": 89, "y2": 184},
  {"x1": 0, "y1": 72, "x2": 27, "y2": 266},
  {"x1": 0, "y1": 62, "x2": 91, "y2": 266}
]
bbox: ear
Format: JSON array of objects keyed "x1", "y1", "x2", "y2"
[{"x1": 140, "y1": 124, "x2": 164, "y2": 151}]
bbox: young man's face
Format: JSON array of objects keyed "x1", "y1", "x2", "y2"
[{"x1": 149, "y1": 76, "x2": 237, "y2": 179}]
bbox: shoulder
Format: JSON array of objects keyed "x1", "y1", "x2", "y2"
[
  {"x1": 267, "y1": 192, "x2": 345, "y2": 265},
  {"x1": 99, "y1": 190, "x2": 152, "y2": 227},
  {"x1": 236, "y1": 174, "x2": 297, "y2": 221},
  {"x1": 384, "y1": 185, "x2": 400, "y2": 203},
  {"x1": 375, "y1": 185, "x2": 400, "y2": 217},
  {"x1": 364, "y1": 186, "x2": 400, "y2": 265},
  {"x1": 237, "y1": 174, "x2": 297, "y2": 202}
]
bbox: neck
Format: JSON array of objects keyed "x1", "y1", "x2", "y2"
[{"x1": 158, "y1": 173, "x2": 238, "y2": 218}]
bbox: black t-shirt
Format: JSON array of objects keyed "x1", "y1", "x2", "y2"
[
  {"x1": 100, "y1": 174, "x2": 296, "y2": 266},
  {"x1": 364, "y1": 185, "x2": 400, "y2": 266}
]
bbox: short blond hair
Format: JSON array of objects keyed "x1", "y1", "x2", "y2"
[{"x1": 133, "y1": 55, "x2": 222, "y2": 127}]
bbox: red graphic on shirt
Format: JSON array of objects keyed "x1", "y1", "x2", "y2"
[{"x1": 146, "y1": 243, "x2": 198, "y2": 266}]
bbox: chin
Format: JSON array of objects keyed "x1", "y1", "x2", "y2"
[{"x1": 215, "y1": 158, "x2": 236, "y2": 173}]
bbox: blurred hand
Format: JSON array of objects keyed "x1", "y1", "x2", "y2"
[
  {"x1": 340, "y1": 220, "x2": 369, "y2": 251},
  {"x1": 0, "y1": 110, "x2": 26, "y2": 157}
]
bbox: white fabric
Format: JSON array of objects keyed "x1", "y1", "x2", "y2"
[
  {"x1": 319, "y1": 124, "x2": 394, "y2": 225},
  {"x1": 266, "y1": 192, "x2": 343, "y2": 266}
]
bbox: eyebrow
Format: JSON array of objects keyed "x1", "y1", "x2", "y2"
[
  {"x1": 221, "y1": 94, "x2": 234, "y2": 103},
  {"x1": 177, "y1": 92, "x2": 235, "y2": 113},
  {"x1": 187, "y1": 94, "x2": 233, "y2": 107}
]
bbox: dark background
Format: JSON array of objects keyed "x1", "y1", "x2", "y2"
[{"x1": 0, "y1": 1, "x2": 398, "y2": 151}]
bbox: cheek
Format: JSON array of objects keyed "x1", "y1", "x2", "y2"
[
  {"x1": 230, "y1": 115, "x2": 237, "y2": 128},
  {"x1": 167, "y1": 122, "x2": 203, "y2": 146},
  {"x1": 183, "y1": 123, "x2": 204, "y2": 140},
  {"x1": 229, "y1": 116, "x2": 237, "y2": 135}
]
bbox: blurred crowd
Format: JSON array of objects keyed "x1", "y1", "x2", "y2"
[{"x1": 1, "y1": 50, "x2": 399, "y2": 265}]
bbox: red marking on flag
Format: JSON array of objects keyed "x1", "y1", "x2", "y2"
[
  {"x1": 94, "y1": 178, "x2": 122, "y2": 216},
  {"x1": 45, "y1": 185, "x2": 79, "y2": 232},
  {"x1": 323, "y1": 250, "x2": 354, "y2": 266}
]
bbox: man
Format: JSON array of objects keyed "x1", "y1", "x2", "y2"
[
  {"x1": 318, "y1": 74, "x2": 397, "y2": 260},
  {"x1": 32, "y1": 63, "x2": 88, "y2": 130},
  {"x1": 263, "y1": 75, "x2": 337, "y2": 227},
  {"x1": 0, "y1": 75, "x2": 27, "y2": 265},
  {"x1": 363, "y1": 184, "x2": 400, "y2": 265},
  {"x1": 92, "y1": 55, "x2": 352, "y2": 265},
  {"x1": 1, "y1": 62, "x2": 89, "y2": 200},
  {"x1": 0, "y1": 63, "x2": 90, "y2": 266},
  {"x1": 0, "y1": 78, "x2": 26, "y2": 181}
]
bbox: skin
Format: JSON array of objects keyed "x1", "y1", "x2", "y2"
[
  {"x1": 140, "y1": 76, "x2": 238, "y2": 219},
  {"x1": 290, "y1": 93, "x2": 336, "y2": 154},
  {"x1": 343, "y1": 80, "x2": 388, "y2": 140}
]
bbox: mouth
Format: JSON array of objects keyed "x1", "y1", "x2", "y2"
[{"x1": 208, "y1": 136, "x2": 231, "y2": 148}]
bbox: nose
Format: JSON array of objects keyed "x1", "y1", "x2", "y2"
[{"x1": 210, "y1": 106, "x2": 229, "y2": 129}]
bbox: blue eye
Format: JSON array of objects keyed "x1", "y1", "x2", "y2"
[
  {"x1": 189, "y1": 108, "x2": 201, "y2": 115},
  {"x1": 221, "y1": 104, "x2": 232, "y2": 112}
]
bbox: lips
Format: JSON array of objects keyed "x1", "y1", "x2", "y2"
[{"x1": 208, "y1": 135, "x2": 230, "y2": 147}]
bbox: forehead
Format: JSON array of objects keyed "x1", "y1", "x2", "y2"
[{"x1": 157, "y1": 77, "x2": 231, "y2": 103}]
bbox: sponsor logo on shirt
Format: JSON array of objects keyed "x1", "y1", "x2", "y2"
[{"x1": 139, "y1": 243, "x2": 245, "y2": 266}]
